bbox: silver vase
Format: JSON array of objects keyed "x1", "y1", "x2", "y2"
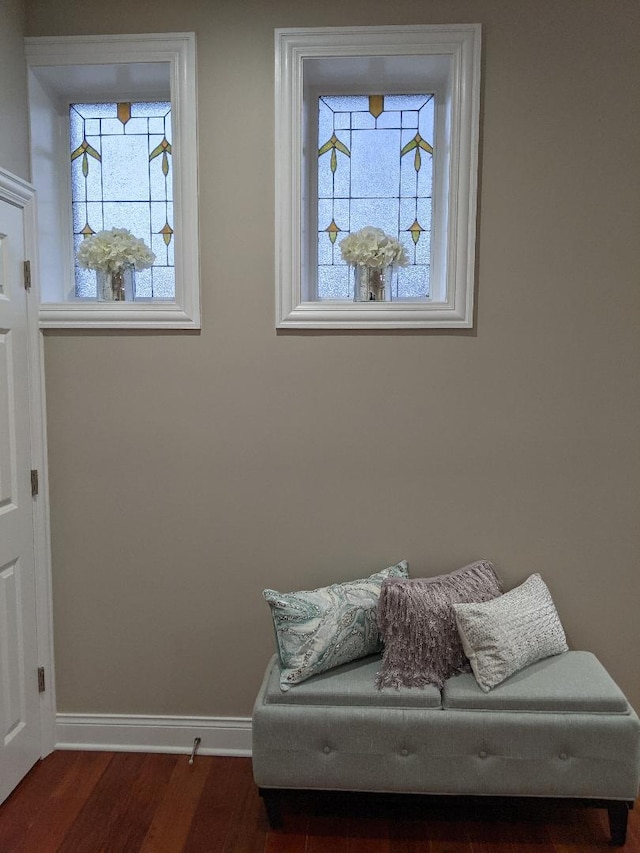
[
  {"x1": 96, "y1": 265, "x2": 134, "y2": 301},
  {"x1": 353, "y1": 265, "x2": 392, "y2": 302}
]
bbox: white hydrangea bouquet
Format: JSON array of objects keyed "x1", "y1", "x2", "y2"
[
  {"x1": 339, "y1": 226, "x2": 408, "y2": 269},
  {"x1": 77, "y1": 227, "x2": 155, "y2": 274}
]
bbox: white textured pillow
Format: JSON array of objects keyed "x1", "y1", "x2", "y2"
[{"x1": 453, "y1": 573, "x2": 568, "y2": 692}]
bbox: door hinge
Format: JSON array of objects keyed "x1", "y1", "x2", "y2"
[
  {"x1": 23, "y1": 260, "x2": 31, "y2": 291},
  {"x1": 37, "y1": 667, "x2": 46, "y2": 693},
  {"x1": 31, "y1": 469, "x2": 39, "y2": 497}
]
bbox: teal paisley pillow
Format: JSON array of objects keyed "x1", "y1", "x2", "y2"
[{"x1": 263, "y1": 560, "x2": 409, "y2": 690}]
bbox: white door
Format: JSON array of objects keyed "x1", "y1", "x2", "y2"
[{"x1": 0, "y1": 192, "x2": 42, "y2": 803}]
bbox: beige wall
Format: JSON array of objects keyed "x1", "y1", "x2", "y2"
[
  {"x1": 26, "y1": 0, "x2": 640, "y2": 716},
  {"x1": 0, "y1": 0, "x2": 29, "y2": 179}
]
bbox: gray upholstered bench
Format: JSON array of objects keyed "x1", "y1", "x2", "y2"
[{"x1": 252, "y1": 649, "x2": 640, "y2": 845}]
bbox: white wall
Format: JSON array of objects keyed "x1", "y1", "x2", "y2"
[{"x1": 0, "y1": 0, "x2": 29, "y2": 179}]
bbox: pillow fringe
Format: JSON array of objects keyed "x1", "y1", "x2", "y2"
[{"x1": 376, "y1": 560, "x2": 502, "y2": 690}]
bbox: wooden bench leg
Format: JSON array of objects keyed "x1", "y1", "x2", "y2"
[
  {"x1": 607, "y1": 801, "x2": 631, "y2": 846},
  {"x1": 259, "y1": 787, "x2": 283, "y2": 829}
]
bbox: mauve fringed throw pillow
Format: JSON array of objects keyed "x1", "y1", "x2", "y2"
[{"x1": 376, "y1": 560, "x2": 502, "y2": 690}]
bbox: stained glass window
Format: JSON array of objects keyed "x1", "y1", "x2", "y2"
[
  {"x1": 317, "y1": 94, "x2": 434, "y2": 300},
  {"x1": 70, "y1": 101, "x2": 174, "y2": 299}
]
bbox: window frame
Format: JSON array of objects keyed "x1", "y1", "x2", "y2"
[
  {"x1": 275, "y1": 25, "x2": 481, "y2": 330},
  {"x1": 24, "y1": 32, "x2": 200, "y2": 330}
]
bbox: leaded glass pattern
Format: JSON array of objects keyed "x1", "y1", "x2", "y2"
[
  {"x1": 70, "y1": 101, "x2": 174, "y2": 299},
  {"x1": 317, "y1": 94, "x2": 434, "y2": 300}
]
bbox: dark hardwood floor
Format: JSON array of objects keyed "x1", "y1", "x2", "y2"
[{"x1": 0, "y1": 751, "x2": 638, "y2": 852}]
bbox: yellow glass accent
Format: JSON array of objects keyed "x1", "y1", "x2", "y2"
[
  {"x1": 325, "y1": 219, "x2": 341, "y2": 244},
  {"x1": 150, "y1": 138, "x2": 172, "y2": 162},
  {"x1": 400, "y1": 133, "x2": 433, "y2": 172},
  {"x1": 71, "y1": 139, "x2": 101, "y2": 162},
  {"x1": 159, "y1": 222, "x2": 174, "y2": 246},
  {"x1": 80, "y1": 222, "x2": 95, "y2": 237},
  {"x1": 368, "y1": 95, "x2": 384, "y2": 118},
  {"x1": 318, "y1": 133, "x2": 350, "y2": 159},
  {"x1": 117, "y1": 102, "x2": 131, "y2": 125},
  {"x1": 408, "y1": 219, "x2": 424, "y2": 245}
]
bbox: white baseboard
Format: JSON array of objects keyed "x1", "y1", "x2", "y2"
[{"x1": 56, "y1": 713, "x2": 252, "y2": 756}]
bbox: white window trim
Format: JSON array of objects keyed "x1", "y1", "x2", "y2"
[
  {"x1": 275, "y1": 24, "x2": 481, "y2": 330},
  {"x1": 24, "y1": 32, "x2": 200, "y2": 330}
]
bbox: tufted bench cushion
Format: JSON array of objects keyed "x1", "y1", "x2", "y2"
[
  {"x1": 252, "y1": 650, "x2": 640, "y2": 843},
  {"x1": 442, "y1": 651, "x2": 631, "y2": 713},
  {"x1": 261, "y1": 653, "x2": 441, "y2": 709}
]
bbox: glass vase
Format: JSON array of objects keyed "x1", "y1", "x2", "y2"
[
  {"x1": 353, "y1": 265, "x2": 392, "y2": 302},
  {"x1": 96, "y1": 266, "x2": 134, "y2": 302}
]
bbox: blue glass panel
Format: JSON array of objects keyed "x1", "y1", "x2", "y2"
[
  {"x1": 318, "y1": 155, "x2": 333, "y2": 199},
  {"x1": 151, "y1": 232, "x2": 170, "y2": 266},
  {"x1": 102, "y1": 136, "x2": 149, "y2": 201},
  {"x1": 74, "y1": 103, "x2": 116, "y2": 118},
  {"x1": 323, "y1": 95, "x2": 368, "y2": 112},
  {"x1": 72, "y1": 202, "x2": 103, "y2": 233},
  {"x1": 134, "y1": 267, "x2": 152, "y2": 298},
  {"x1": 69, "y1": 108, "x2": 84, "y2": 144},
  {"x1": 317, "y1": 264, "x2": 350, "y2": 299},
  {"x1": 150, "y1": 266, "x2": 175, "y2": 298},
  {"x1": 385, "y1": 94, "x2": 433, "y2": 111},
  {"x1": 71, "y1": 149, "x2": 103, "y2": 202},
  {"x1": 86, "y1": 201, "x2": 104, "y2": 232},
  {"x1": 352, "y1": 112, "x2": 375, "y2": 130},
  {"x1": 318, "y1": 99, "x2": 333, "y2": 141},
  {"x1": 317, "y1": 233, "x2": 333, "y2": 265},
  {"x1": 317, "y1": 198, "x2": 333, "y2": 230},
  {"x1": 100, "y1": 118, "x2": 126, "y2": 136},
  {"x1": 398, "y1": 231, "x2": 414, "y2": 258},
  {"x1": 397, "y1": 264, "x2": 429, "y2": 298},
  {"x1": 350, "y1": 198, "x2": 399, "y2": 234},
  {"x1": 419, "y1": 98, "x2": 435, "y2": 141},
  {"x1": 334, "y1": 112, "x2": 350, "y2": 129},
  {"x1": 131, "y1": 101, "x2": 170, "y2": 116},
  {"x1": 148, "y1": 117, "x2": 165, "y2": 134},
  {"x1": 150, "y1": 161, "x2": 171, "y2": 202},
  {"x1": 333, "y1": 198, "x2": 349, "y2": 229},
  {"x1": 150, "y1": 201, "x2": 170, "y2": 233},
  {"x1": 400, "y1": 155, "x2": 418, "y2": 198},
  {"x1": 376, "y1": 111, "x2": 402, "y2": 129},
  {"x1": 418, "y1": 155, "x2": 433, "y2": 197},
  {"x1": 103, "y1": 201, "x2": 150, "y2": 235},
  {"x1": 332, "y1": 149, "x2": 351, "y2": 198},
  {"x1": 401, "y1": 110, "x2": 419, "y2": 129},
  {"x1": 414, "y1": 231, "x2": 431, "y2": 265},
  {"x1": 416, "y1": 197, "x2": 432, "y2": 230},
  {"x1": 122, "y1": 118, "x2": 148, "y2": 135},
  {"x1": 399, "y1": 198, "x2": 417, "y2": 230},
  {"x1": 351, "y1": 129, "x2": 400, "y2": 198}
]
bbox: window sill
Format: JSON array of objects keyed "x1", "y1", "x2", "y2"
[
  {"x1": 39, "y1": 301, "x2": 199, "y2": 330},
  {"x1": 276, "y1": 299, "x2": 474, "y2": 330}
]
